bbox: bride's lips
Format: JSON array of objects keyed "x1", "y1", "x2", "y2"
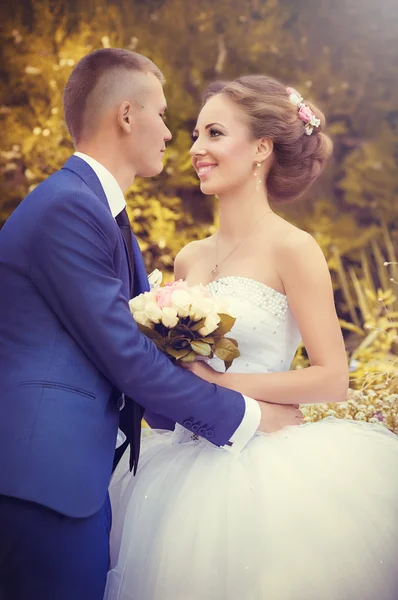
[{"x1": 196, "y1": 162, "x2": 218, "y2": 180}]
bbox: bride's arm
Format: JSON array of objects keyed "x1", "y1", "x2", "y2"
[{"x1": 190, "y1": 233, "x2": 349, "y2": 405}]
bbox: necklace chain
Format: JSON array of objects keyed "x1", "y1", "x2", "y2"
[{"x1": 211, "y1": 211, "x2": 273, "y2": 277}]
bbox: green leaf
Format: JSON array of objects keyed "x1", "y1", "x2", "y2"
[
  {"x1": 180, "y1": 351, "x2": 197, "y2": 363},
  {"x1": 213, "y1": 337, "x2": 240, "y2": 365},
  {"x1": 175, "y1": 323, "x2": 193, "y2": 335},
  {"x1": 153, "y1": 339, "x2": 166, "y2": 351},
  {"x1": 190, "y1": 318, "x2": 206, "y2": 332},
  {"x1": 165, "y1": 346, "x2": 192, "y2": 360},
  {"x1": 170, "y1": 323, "x2": 195, "y2": 340},
  {"x1": 168, "y1": 334, "x2": 190, "y2": 345},
  {"x1": 196, "y1": 336, "x2": 214, "y2": 344},
  {"x1": 190, "y1": 341, "x2": 212, "y2": 356},
  {"x1": 137, "y1": 323, "x2": 164, "y2": 343},
  {"x1": 213, "y1": 314, "x2": 236, "y2": 336}
]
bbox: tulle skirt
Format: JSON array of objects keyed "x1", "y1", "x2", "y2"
[{"x1": 104, "y1": 417, "x2": 398, "y2": 600}]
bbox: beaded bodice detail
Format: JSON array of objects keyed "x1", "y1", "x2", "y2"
[
  {"x1": 207, "y1": 276, "x2": 288, "y2": 323},
  {"x1": 171, "y1": 276, "x2": 302, "y2": 446}
]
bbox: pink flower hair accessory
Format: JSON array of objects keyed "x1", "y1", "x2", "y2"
[{"x1": 286, "y1": 87, "x2": 321, "y2": 136}]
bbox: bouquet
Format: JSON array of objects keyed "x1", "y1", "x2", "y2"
[{"x1": 129, "y1": 279, "x2": 240, "y2": 370}]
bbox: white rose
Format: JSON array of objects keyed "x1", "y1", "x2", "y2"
[
  {"x1": 189, "y1": 297, "x2": 214, "y2": 321},
  {"x1": 198, "y1": 313, "x2": 221, "y2": 336},
  {"x1": 129, "y1": 294, "x2": 146, "y2": 313},
  {"x1": 143, "y1": 301, "x2": 163, "y2": 324},
  {"x1": 133, "y1": 311, "x2": 154, "y2": 328},
  {"x1": 171, "y1": 290, "x2": 192, "y2": 318},
  {"x1": 148, "y1": 268, "x2": 163, "y2": 288},
  {"x1": 161, "y1": 307, "x2": 179, "y2": 328},
  {"x1": 214, "y1": 298, "x2": 231, "y2": 315},
  {"x1": 190, "y1": 284, "x2": 209, "y2": 298}
]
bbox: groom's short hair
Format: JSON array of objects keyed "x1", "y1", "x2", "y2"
[{"x1": 63, "y1": 48, "x2": 164, "y2": 145}]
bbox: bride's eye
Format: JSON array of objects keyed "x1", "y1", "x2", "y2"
[
  {"x1": 191, "y1": 132, "x2": 198, "y2": 142},
  {"x1": 209, "y1": 128, "x2": 222, "y2": 138}
]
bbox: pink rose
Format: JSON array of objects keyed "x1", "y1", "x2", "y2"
[
  {"x1": 155, "y1": 287, "x2": 174, "y2": 308},
  {"x1": 164, "y1": 279, "x2": 188, "y2": 290},
  {"x1": 155, "y1": 280, "x2": 188, "y2": 308},
  {"x1": 298, "y1": 105, "x2": 313, "y2": 124}
]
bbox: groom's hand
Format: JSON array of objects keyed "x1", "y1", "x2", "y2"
[{"x1": 257, "y1": 401, "x2": 304, "y2": 433}]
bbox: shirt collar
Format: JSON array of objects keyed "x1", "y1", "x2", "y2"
[{"x1": 74, "y1": 152, "x2": 126, "y2": 219}]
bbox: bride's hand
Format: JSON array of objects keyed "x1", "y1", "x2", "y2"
[
  {"x1": 182, "y1": 361, "x2": 220, "y2": 384},
  {"x1": 258, "y1": 402, "x2": 304, "y2": 433}
]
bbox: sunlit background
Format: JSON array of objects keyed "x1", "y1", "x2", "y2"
[{"x1": 1, "y1": 0, "x2": 397, "y2": 428}]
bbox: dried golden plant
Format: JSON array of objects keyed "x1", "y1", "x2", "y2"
[{"x1": 301, "y1": 228, "x2": 398, "y2": 433}]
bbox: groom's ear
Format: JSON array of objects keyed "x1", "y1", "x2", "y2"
[
  {"x1": 256, "y1": 137, "x2": 273, "y2": 162},
  {"x1": 118, "y1": 101, "x2": 134, "y2": 133}
]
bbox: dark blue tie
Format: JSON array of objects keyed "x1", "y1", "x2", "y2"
[
  {"x1": 114, "y1": 207, "x2": 143, "y2": 474},
  {"x1": 116, "y1": 207, "x2": 134, "y2": 297}
]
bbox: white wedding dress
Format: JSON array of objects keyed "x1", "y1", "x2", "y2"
[{"x1": 105, "y1": 276, "x2": 398, "y2": 600}]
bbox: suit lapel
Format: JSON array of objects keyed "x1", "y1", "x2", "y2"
[
  {"x1": 61, "y1": 156, "x2": 148, "y2": 296},
  {"x1": 62, "y1": 155, "x2": 111, "y2": 213}
]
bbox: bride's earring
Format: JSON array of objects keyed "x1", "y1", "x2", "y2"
[{"x1": 253, "y1": 162, "x2": 262, "y2": 192}]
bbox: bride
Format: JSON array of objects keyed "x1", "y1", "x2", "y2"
[{"x1": 104, "y1": 75, "x2": 398, "y2": 599}]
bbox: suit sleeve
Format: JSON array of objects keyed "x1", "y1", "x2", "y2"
[{"x1": 29, "y1": 191, "x2": 248, "y2": 448}]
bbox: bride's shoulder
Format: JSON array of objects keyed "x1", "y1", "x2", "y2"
[
  {"x1": 272, "y1": 222, "x2": 328, "y2": 280},
  {"x1": 269, "y1": 218, "x2": 319, "y2": 254},
  {"x1": 265, "y1": 218, "x2": 326, "y2": 272},
  {"x1": 174, "y1": 237, "x2": 215, "y2": 280}
]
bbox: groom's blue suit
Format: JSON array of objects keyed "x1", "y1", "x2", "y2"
[{"x1": 0, "y1": 156, "x2": 247, "y2": 599}]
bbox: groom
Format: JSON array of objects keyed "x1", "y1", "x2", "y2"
[{"x1": 0, "y1": 48, "x2": 303, "y2": 599}]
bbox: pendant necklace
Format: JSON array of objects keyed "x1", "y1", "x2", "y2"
[{"x1": 211, "y1": 210, "x2": 273, "y2": 277}]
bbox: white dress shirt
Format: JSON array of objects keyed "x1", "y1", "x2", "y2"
[
  {"x1": 74, "y1": 152, "x2": 261, "y2": 452},
  {"x1": 74, "y1": 151, "x2": 126, "y2": 218}
]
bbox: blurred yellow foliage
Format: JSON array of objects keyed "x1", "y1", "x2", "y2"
[{"x1": 1, "y1": 0, "x2": 398, "y2": 431}]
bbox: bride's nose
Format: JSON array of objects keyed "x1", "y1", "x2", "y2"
[{"x1": 189, "y1": 139, "x2": 207, "y2": 156}]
